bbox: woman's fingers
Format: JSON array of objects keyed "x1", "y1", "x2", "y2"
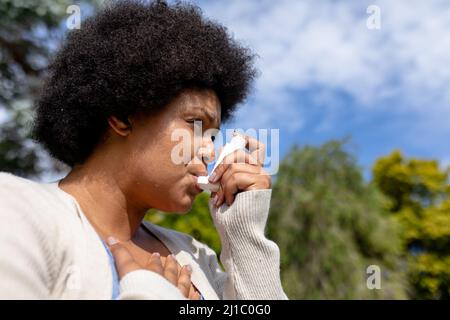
[
  {"x1": 209, "y1": 149, "x2": 256, "y2": 184},
  {"x1": 163, "y1": 254, "x2": 179, "y2": 286},
  {"x1": 107, "y1": 237, "x2": 141, "y2": 280},
  {"x1": 188, "y1": 284, "x2": 201, "y2": 300},
  {"x1": 177, "y1": 265, "x2": 193, "y2": 298},
  {"x1": 146, "y1": 252, "x2": 164, "y2": 276},
  {"x1": 189, "y1": 291, "x2": 201, "y2": 300},
  {"x1": 244, "y1": 134, "x2": 266, "y2": 166},
  {"x1": 188, "y1": 286, "x2": 195, "y2": 299},
  {"x1": 145, "y1": 253, "x2": 196, "y2": 299},
  {"x1": 214, "y1": 163, "x2": 266, "y2": 207},
  {"x1": 209, "y1": 134, "x2": 271, "y2": 208},
  {"x1": 215, "y1": 168, "x2": 271, "y2": 207},
  {"x1": 107, "y1": 239, "x2": 197, "y2": 299},
  {"x1": 216, "y1": 172, "x2": 255, "y2": 207},
  {"x1": 221, "y1": 165, "x2": 257, "y2": 206},
  {"x1": 164, "y1": 257, "x2": 197, "y2": 299}
]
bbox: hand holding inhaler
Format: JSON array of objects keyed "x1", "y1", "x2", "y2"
[
  {"x1": 197, "y1": 134, "x2": 246, "y2": 192},
  {"x1": 197, "y1": 133, "x2": 272, "y2": 207}
]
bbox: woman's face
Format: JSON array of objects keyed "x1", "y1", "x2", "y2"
[{"x1": 117, "y1": 88, "x2": 221, "y2": 213}]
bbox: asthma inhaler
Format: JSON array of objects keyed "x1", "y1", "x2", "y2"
[{"x1": 197, "y1": 134, "x2": 246, "y2": 192}]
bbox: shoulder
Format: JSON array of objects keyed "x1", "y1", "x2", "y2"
[
  {"x1": 0, "y1": 172, "x2": 79, "y2": 258},
  {"x1": 0, "y1": 171, "x2": 34, "y2": 186},
  {"x1": 0, "y1": 172, "x2": 70, "y2": 226},
  {"x1": 1, "y1": 172, "x2": 56, "y2": 205},
  {"x1": 0, "y1": 171, "x2": 48, "y2": 195}
]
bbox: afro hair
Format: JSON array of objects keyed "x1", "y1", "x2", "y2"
[{"x1": 32, "y1": 0, "x2": 257, "y2": 167}]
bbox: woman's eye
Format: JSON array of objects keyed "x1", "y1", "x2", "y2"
[{"x1": 186, "y1": 119, "x2": 202, "y2": 124}]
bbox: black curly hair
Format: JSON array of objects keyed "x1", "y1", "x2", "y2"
[{"x1": 32, "y1": 0, "x2": 257, "y2": 167}]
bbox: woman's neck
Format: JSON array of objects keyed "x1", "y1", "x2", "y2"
[{"x1": 58, "y1": 163, "x2": 149, "y2": 242}]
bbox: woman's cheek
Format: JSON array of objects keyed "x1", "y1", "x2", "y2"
[{"x1": 167, "y1": 191, "x2": 194, "y2": 214}]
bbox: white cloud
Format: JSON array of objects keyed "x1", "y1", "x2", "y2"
[{"x1": 196, "y1": 0, "x2": 450, "y2": 134}]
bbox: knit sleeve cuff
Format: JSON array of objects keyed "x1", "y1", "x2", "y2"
[
  {"x1": 118, "y1": 270, "x2": 186, "y2": 300},
  {"x1": 208, "y1": 189, "x2": 287, "y2": 299},
  {"x1": 209, "y1": 189, "x2": 272, "y2": 236}
]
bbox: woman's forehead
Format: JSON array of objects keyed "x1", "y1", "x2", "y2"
[{"x1": 177, "y1": 89, "x2": 221, "y2": 124}]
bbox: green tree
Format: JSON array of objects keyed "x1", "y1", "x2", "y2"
[
  {"x1": 373, "y1": 150, "x2": 450, "y2": 299},
  {"x1": 144, "y1": 192, "x2": 221, "y2": 254},
  {"x1": 0, "y1": 0, "x2": 73, "y2": 177},
  {"x1": 268, "y1": 140, "x2": 406, "y2": 299},
  {"x1": 0, "y1": 0, "x2": 101, "y2": 178}
]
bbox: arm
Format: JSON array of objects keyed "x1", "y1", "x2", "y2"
[
  {"x1": 118, "y1": 270, "x2": 187, "y2": 300},
  {"x1": 208, "y1": 189, "x2": 288, "y2": 300},
  {"x1": 0, "y1": 185, "x2": 56, "y2": 299}
]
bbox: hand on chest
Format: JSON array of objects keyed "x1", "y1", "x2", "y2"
[{"x1": 116, "y1": 228, "x2": 202, "y2": 299}]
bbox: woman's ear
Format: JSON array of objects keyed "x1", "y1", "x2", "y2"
[{"x1": 107, "y1": 115, "x2": 132, "y2": 137}]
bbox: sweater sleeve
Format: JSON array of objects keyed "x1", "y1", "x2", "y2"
[
  {"x1": 118, "y1": 270, "x2": 187, "y2": 300},
  {"x1": 0, "y1": 180, "x2": 58, "y2": 299},
  {"x1": 208, "y1": 189, "x2": 288, "y2": 300}
]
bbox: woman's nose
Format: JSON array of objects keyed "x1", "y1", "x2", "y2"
[{"x1": 198, "y1": 137, "x2": 216, "y2": 165}]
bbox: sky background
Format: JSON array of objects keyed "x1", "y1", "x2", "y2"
[
  {"x1": 182, "y1": 0, "x2": 450, "y2": 178},
  {"x1": 8, "y1": 0, "x2": 447, "y2": 181}
]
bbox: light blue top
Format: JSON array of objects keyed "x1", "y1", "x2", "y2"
[{"x1": 100, "y1": 240, "x2": 120, "y2": 300}]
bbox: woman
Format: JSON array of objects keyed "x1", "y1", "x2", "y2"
[{"x1": 0, "y1": 0, "x2": 286, "y2": 300}]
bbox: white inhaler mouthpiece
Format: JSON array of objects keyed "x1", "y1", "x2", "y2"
[{"x1": 197, "y1": 134, "x2": 246, "y2": 192}]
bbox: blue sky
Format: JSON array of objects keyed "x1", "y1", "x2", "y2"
[
  {"x1": 12, "y1": 0, "x2": 447, "y2": 182},
  {"x1": 186, "y1": 0, "x2": 450, "y2": 178}
]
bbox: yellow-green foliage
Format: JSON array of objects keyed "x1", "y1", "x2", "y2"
[
  {"x1": 373, "y1": 151, "x2": 450, "y2": 299},
  {"x1": 268, "y1": 141, "x2": 406, "y2": 299},
  {"x1": 410, "y1": 253, "x2": 450, "y2": 298}
]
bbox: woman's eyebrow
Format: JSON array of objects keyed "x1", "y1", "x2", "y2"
[
  {"x1": 191, "y1": 106, "x2": 220, "y2": 127},
  {"x1": 202, "y1": 107, "x2": 218, "y2": 124},
  {"x1": 205, "y1": 109, "x2": 221, "y2": 129}
]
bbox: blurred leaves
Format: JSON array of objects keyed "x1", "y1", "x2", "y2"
[
  {"x1": 373, "y1": 150, "x2": 450, "y2": 299},
  {"x1": 0, "y1": 0, "x2": 75, "y2": 177},
  {"x1": 0, "y1": 0, "x2": 103, "y2": 177},
  {"x1": 267, "y1": 140, "x2": 406, "y2": 299},
  {"x1": 0, "y1": 0, "x2": 71, "y2": 104}
]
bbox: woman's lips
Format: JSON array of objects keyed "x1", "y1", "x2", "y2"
[
  {"x1": 194, "y1": 183, "x2": 203, "y2": 193},
  {"x1": 190, "y1": 175, "x2": 203, "y2": 195}
]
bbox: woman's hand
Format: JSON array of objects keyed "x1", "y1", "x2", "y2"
[
  {"x1": 107, "y1": 238, "x2": 200, "y2": 299},
  {"x1": 209, "y1": 134, "x2": 271, "y2": 207}
]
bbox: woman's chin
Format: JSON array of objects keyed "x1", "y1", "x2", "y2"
[{"x1": 169, "y1": 194, "x2": 195, "y2": 214}]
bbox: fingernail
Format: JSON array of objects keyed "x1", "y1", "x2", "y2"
[
  {"x1": 209, "y1": 172, "x2": 216, "y2": 182},
  {"x1": 106, "y1": 236, "x2": 118, "y2": 246},
  {"x1": 185, "y1": 265, "x2": 192, "y2": 273},
  {"x1": 152, "y1": 252, "x2": 160, "y2": 258},
  {"x1": 213, "y1": 194, "x2": 218, "y2": 206}
]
